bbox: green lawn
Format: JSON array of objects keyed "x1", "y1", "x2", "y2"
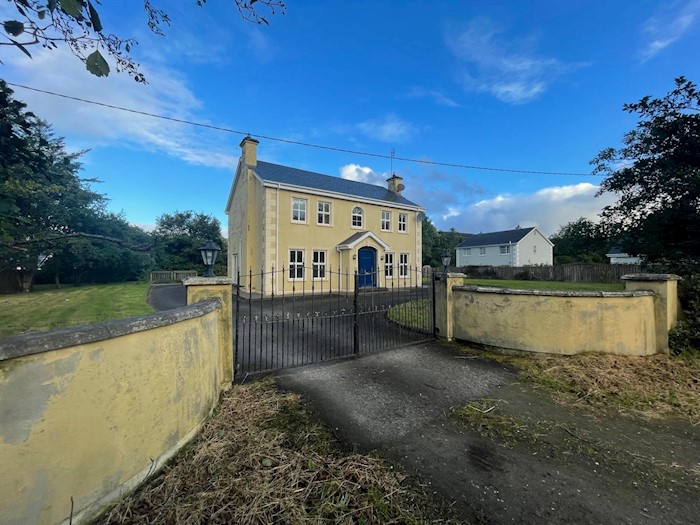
[
  {"x1": 0, "y1": 282, "x2": 154, "y2": 337},
  {"x1": 388, "y1": 299, "x2": 432, "y2": 332},
  {"x1": 462, "y1": 279, "x2": 624, "y2": 292}
]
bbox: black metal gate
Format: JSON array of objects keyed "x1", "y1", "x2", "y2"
[{"x1": 234, "y1": 266, "x2": 435, "y2": 374}]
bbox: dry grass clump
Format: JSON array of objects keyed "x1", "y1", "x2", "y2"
[
  {"x1": 520, "y1": 353, "x2": 700, "y2": 424},
  {"x1": 97, "y1": 379, "x2": 456, "y2": 525}
]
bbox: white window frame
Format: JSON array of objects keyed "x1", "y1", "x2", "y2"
[
  {"x1": 479, "y1": 247, "x2": 486, "y2": 256},
  {"x1": 398, "y1": 213, "x2": 407, "y2": 233},
  {"x1": 289, "y1": 249, "x2": 304, "y2": 280},
  {"x1": 500, "y1": 245, "x2": 510, "y2": 255},
  {"x1": 381, "y1": 210, "x2": 391, "y2": 231},
  {"x1": 317, "y1": 201, "x2": 331, "y2": 226},
  {"x1": 466, "y1": 248, "x2": 471, "y2": 255},
  {"x1": 312, "y1": 250, "x2": 327, "y2": 280},
  {"x1": 384, "y1": 253, "x2": 394, "y2": 277},
  {"x1": 352, "y1": 206, "x2": 364, "y2": 228},
  {"x1": 291, "y1": 197, "x2": 307, "y2": 223},
  {"x1": 399, "y1": 253, "x2": 409, "y2": 277}
]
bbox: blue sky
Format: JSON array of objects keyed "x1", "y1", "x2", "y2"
[{"x1": 2, "y1": 0, "x2": 700, "y2": 235}]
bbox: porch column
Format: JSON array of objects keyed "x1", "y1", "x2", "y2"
[
  {"x1": 183, "y1": 277, "x2": 235, "y2": 389},
  {"x1": 434, "y1": 272, "x2": 466, "y2": 341}
]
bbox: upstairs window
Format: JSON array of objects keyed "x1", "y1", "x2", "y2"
[
  {"x1": 500, "y1": 245, "x2": 510, "y2": 254},
  {"x1": 398, "y1": 213, "x2": 407, "y2": 232},
  {"x1": 292, "y1": 198, "x2": 307, "y2": 223},
  {"x1": 317, "y1": 201, "x2": 331, "y2": 225},
  {"x1": 381, "y1": 210, "x2": 391, "y2": 231},
  {"x1": 479, "y1": 247, "x2": 486, "y2": 256},
  {"x1": 466, "y1": 248, "x2": 471, "y2": 255},
  {"x1": 352, "y1": 207, "x2": 363, "y2": 228}
]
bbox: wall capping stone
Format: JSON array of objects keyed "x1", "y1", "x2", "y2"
[
  {"x1": 0, "y1": 299, "x2": 222, "y2": 362},
  {"x1": 182, "y1": 277, "x2": 235, "y2": 286},
  {"x1": 453, "y1": 285, "x2": 655, "y2": 298},
  {"x1": 620, "y1": 273, "x2": 682, "y2": 282}
]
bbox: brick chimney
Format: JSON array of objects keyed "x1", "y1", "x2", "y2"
[
  {"x1": 240, "y1": 136, "x2": 259, "y2": 167},
  {"x1": 387, "y1": 174, "x2": 404, "y2": 195}
]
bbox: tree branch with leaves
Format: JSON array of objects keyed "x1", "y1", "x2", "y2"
[{"x1": 2, "y1": 0, "x2": 285, "y2": 82}]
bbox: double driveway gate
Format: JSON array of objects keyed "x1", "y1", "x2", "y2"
[{"x1": 234, "y1": 267, "x2": 435, "y2": 374}]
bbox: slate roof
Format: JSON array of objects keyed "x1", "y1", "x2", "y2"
[
  {"x1": 254, "y1": 161, "x2": 421, "y2": 208},
  {"x1": 606, "y1": 246, "x2": 626, "y2": 255},
  {"x1": 456, "y1": 227, "x2": 535, "y2": 248}
]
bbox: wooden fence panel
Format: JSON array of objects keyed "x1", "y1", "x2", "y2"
[
  {"x1": 150, "y1": 270, "x2": 198, "y2": 283},
  {"x1": 459, "y1": 263, "x2": 641, "y2": 283}
]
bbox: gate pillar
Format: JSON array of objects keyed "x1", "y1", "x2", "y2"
[
  {"x1": 435, "y1": 272, "x2": 466, "y2": 341},
  {"x1": 183, "y1": 277, "x2": 235, "y2": 389}
]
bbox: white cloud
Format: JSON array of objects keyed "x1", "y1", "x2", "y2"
[
  {"x1": 446, "y1": 18, "x2": 585, "y2": 104},
  {"x1": 340, "y1": 164, "x2": 388, "y2": 186},
  {"x1": 639, "y1": 0, "x2": 700, "y2": 61},
  {"x1": 442, "y1": 207, "x2": 461, "y2": 221},
  {"x1": 355, "y1": 114, "x2": 417, "y2": 143},
  {"x1": 3, "y1": 46, "x2": 236, "y2": 169},
  {"x1": 447, "y1": 182, "x2": 616, "y2": 236},
  {"x1": 404, "y1": 87, "x2": 461, "y2": 108}
]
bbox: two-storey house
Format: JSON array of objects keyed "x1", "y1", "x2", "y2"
[
  {"x1": 455, "y1": 226, "x2": 553, "y2": 267},
  {"x1": 226, "y1": 137, "x2": 425, "y2": 294}
]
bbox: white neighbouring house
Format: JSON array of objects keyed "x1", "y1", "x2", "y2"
[
  {"x1": 455, "y1": 226, "x2": 553, "y2": 267},
  {"x1": 605, "y1": 246, "x2": 643, "y2": 265}
]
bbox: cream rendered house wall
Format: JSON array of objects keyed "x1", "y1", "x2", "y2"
[
  {"x1": 267, "y1": 186, "x2": 421, "y2": 294},
  {"x1": 227, "y1": 164, "x2": 248, "y2": 283}
]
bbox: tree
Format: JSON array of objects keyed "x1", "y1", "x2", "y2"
[
  {"x1": 153, "y1": 210, "x2": 227, "y2": 274},
  {"x1": 421, "y1": 217, "x2": 440, "y2": 267},
  {"x1": 549, "y1": 218, "x2": 609, "y2": 264},
  {"x1": 2, "y1": 0, "x2": 285, "y2": 82},
  {"x1": 37, "y1": 212, "x2": 153, "y2": 286},
  {"x1": 592, "y1": 76, "x2": 700, "y2": 262},
  {"x1": 0, "y1": 80, "x2": 150, "y2": 291}
]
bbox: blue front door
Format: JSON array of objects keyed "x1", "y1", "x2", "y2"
[{"x1": 358, "y1": 247, "x2": 376, "y2": 288}]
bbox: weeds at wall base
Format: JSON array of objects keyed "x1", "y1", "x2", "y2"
[{"x1": 457, "y1": 344, "x2": 700, "y2": 425}]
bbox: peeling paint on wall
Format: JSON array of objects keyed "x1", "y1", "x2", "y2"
[{"x1": 0, "y1": 353, "x2": 81, "y2": 444}]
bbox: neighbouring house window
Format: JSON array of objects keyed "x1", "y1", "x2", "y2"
[
  {"x1": 381, "y1": 210, "x2": 391, "y2": 231},
  {"x1": 500, "y1": 245, "x2": 510, "y2": 254},
  {"x1": 466, "y1": 248, "x2": 471, "y2": 255},
  {"x1": 292, "y1": 198, "x2": 307, "y2": 222},
  {"x1": 352, "y1": 206, "x2": 364, "y2": 227},
  {"x1": 479, "y1": 247, "x2": 486, "y2": 256},
  {"x1": 385, "y1": 253, "x2": 394, "y2": 277},
  {"x1": 399, "y1": 253, "x2": 409, "y2": 277},
  {"x1": 317, "y1": 201, "x2": 331, "y2": 225},
  {"x1": 313, "y1": 250, "x2": 326, "y2": 279},
  {"x1": 289, "y1": 249, "x2": 304, "y2": 279},
  {"x1": 398, "y1": 213, "x2": 407, "y2": 232}
]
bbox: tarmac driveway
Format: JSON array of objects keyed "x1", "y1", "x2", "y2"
[{"x1": 275, "y1": 343, "x2": 700, "y2": 524}]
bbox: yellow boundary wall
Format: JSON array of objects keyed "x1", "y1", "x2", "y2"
[
  {"x1": 435, "y1": 273, "x2": 680, "y2": 356},
  {"x1": 0, "y1": 288, "x2": 231, "y2": 525}
]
